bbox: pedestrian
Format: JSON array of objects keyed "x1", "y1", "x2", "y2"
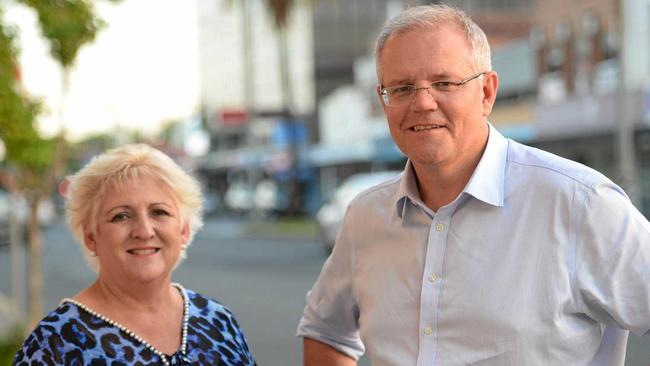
[
  {"x1": 14, "y1": 144, "x2": 256, "y2": 366},
  {"x1": 297, "y1": 4, "x2": 650, "y2": 365}
]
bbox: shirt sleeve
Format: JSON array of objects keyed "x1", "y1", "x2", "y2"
[
  {"x1": 573, "y1": 180, "x2": 650, "y2": 336},
  {"x1": 297, "y1": 207, "x2": 365, "y2": 360}
]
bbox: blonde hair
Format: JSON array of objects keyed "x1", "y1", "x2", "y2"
[
  {"x1": 65, "y1": 143, "x2": 203, "y2": 271},
  {"x1": 374, "y1": 4, "x2": 491, "y2": 80}
]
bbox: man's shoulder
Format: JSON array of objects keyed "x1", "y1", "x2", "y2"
[
  {"x1": 348, "y1": 172, "x2": 402, "y2": 209},
  {"x1": 505, "y1": 139, "x2": 613, "y2": 190}
]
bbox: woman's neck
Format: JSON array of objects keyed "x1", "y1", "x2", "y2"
[{"x1": 75, "y1": 276, "x2": 180, "y2": 316}]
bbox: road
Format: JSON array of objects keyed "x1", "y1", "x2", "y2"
[
  {"x1": 1, "y1": 219, "x2": 648, "y2": 365},
  {"x1": 0, "y1": 218, "x2": 371, "y2": 365}
]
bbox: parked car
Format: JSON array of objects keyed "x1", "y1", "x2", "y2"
[
  {"x1": 253, "y1": 179, "x2": 289, "y2": 215},
  {"x1": 0, "y1": 190, "x2": 56, "y2": 247},
  {"x1": 315, "y1": 171, "x2": 401, "y2": 252},
  {"x1": 224, "y1": 182, "x2": 254, "y2": 214}
]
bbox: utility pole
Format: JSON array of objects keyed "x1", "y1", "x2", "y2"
[
  {"x1": 242, "y1": 0, "x2": 255, "y2": 113},
  {"x1": 617, "y1": 0, "x2": 641, "y2": 206}
]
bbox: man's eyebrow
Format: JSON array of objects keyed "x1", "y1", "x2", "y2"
[
  {"x1": 428, "y1": 72, "x2": 454, "y2": 80},
  {"x1": 383, "y1": 78, "x2": 414, "y2": 86},
  {"x1": 384, "y1": 73, "x2": 455, "y2": 86}
]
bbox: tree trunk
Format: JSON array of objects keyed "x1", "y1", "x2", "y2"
[
  {"x1": 26, "y1": 197, "x2": 42, "y2": 332},
  {"x1": 9, "y1": 193, "x2": 26, "y2": 326}
]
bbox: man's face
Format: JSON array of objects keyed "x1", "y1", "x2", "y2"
[{"x1": 377, "y1": 25, "x2": 497, "y2": 172}]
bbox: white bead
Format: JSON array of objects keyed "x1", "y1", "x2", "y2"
[{"x1": 61, "y1": 283, "x2": 190, "y2": 362}]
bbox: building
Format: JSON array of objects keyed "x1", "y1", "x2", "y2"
[
  {"x1": 528, "y1": 0, "x2": 650, "y2": 214},
  {"x1": 196, "y1": 0, "x2": 316, "y2": 214},
  {"x1": 195, "y1": 0, "x2": 650, "y2": 217},
  {"x1": 309, "y1": 0, "x2": 538, "y2": 203}
]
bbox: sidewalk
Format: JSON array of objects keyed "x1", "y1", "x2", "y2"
[
  {"x1": 0, "y1": 292, "x2": 18, "y2": 338},
  {"x1": 201, "y1": 215, "x2": 318, "y2": 242},
  {"x1": 244, "y1": 216, "x2": 318, "y2": 242}
]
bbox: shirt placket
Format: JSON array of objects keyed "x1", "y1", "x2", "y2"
[{"x1": 417, "y1": 207, "x2": 452, "y2": 366}]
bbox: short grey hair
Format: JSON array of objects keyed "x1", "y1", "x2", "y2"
[
  {"x1": 374, "y1": 4, "x2": 492, "y2": 80},
  {"x1": 65, "y1": 143, "x2": 204, "y2": 271}
]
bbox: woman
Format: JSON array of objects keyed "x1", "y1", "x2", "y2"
[{"x1": 13, "y1": 144, "x2": 256, "y2": 366}]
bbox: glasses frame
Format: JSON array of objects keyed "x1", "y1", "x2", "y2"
[{"x1": 380, "y1": 71, "x2": 488, "y2": 107}]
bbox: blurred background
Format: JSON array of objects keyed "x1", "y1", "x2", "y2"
[{"x1": 1, "y1": 0, "x2": 650, "y2": 365}]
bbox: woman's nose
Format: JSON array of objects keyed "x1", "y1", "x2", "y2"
[{"x1": 131, "y1": 215, "x2": 155, "y2": 239}]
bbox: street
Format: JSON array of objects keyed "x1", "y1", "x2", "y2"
[
  {"x1": 0, "y1": 218, "x2": 371, "y2": 366},
  {"x1": 0, "y1": 219, "x2": 648, "y2": 365}
]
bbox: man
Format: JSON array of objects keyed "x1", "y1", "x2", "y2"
[{"x1": 297, "y1": 4, "x2": 650, "y2": 366}]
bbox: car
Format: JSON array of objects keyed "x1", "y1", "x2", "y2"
[
  {"x1": 0, "y1": 189, "x2": 56, "y2": 247},
  {"x1": 315, "y1": 171, "x2": 401, "y2": 252},
  {"x1": 224, "y1": 181, "x2": 254, "y2": 214},
  {"x1": 253, "y1": 179, "x2": 288, "y2": 215}
]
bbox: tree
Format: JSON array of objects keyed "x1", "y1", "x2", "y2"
[
  {"x1": 0, "y1": 7, "x2": 54, "y2": 331},
  {"x1": 0, "y1": 0, "x2": 114, "y2": 330},
  {"x1": 266, "y1": 0, "x2": 294, "y2": 29},
  {"x1": 226, "y1": 0, "x2": 314, "y2": 215}
]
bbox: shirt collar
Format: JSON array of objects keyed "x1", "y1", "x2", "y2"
[
  {"x1": 393, "y1": 123, "x2": 508, "y2": 220},
  {"x1": 394, "y1": 160, "x2": 421, "y2": 219},
  {"x1": 463, "y1": 124, "x2": 507, "y2": 207}
]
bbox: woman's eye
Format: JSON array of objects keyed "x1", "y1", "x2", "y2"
[
  {"x1": 110, "y1": 212, "x2": 130, "y2": 222},
  {"x1": 152, "y1": 208, "x2": 170, "y2": 217}
]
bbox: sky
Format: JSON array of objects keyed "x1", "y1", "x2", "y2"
[{"x1": 5, "y1": 0, "x2": 200, "y2": 141}]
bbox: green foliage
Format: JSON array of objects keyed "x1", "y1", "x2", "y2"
[
  {"x1": 0, "y1": 10, "x2": 52, "y2": 174},
  {"x1": 18, "y1": 0, "x2": 104, "y2": 69},
  {"x1": 225, "y1": 0, "x2": 317, "y2": 29},
  {"x1": 0, "y1": 0, "x2": 113, "y2": 186},
  {"x1": 0, "y1": 326, "x2": 23, "y2": 366}
]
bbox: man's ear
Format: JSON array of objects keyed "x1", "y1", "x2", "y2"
[
  {"x1": 376, "y1": 85, "x2": 386, "y2": 107},
  {"x1": 481, "y1": 71, "x2": 499, "y2": 117}
]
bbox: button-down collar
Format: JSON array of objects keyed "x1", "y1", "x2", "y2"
[{"x1": 394, "y1": 123, "x2": 507, "y2": 221}]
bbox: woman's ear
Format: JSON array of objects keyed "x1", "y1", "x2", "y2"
[
  {"x1": 83, "y1": 226, "x2": 97, "y2": 254},
  {"x1": 181, "y1": 222, "x2": 190, "y2": 244}
]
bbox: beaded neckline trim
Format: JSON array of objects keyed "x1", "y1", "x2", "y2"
[{"x1": 61, "y1": 282, "x2": 189, "y2": 366}]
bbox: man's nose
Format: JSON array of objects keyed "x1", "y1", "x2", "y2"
[{"x1": 411, "y1": 86, "x2": 438, "y2": 110}]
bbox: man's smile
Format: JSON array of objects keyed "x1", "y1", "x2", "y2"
[{"x1": 410, "y1": 124, "x2": 444, "y2": 132}]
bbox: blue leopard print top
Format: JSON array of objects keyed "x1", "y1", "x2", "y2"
[{"x1": 13, "y1": 288, "x2": 257, "y2": 365}]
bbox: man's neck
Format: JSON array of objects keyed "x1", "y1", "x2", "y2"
[
  {"x1": 413, "y1": 162, "x2": 474, "y2": 212},
  {"x1": 413, "y1": 135, "x2": 489, "y2": 212}
]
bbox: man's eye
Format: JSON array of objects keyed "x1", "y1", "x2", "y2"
[
  {"x1": 390, "y1": 86, "x2": 414, "y2": 97},
  {"x1": 432, "y1": 81, "x2": 454, "y2": 90}
]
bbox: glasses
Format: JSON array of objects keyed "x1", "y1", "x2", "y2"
[{"x1": 380, "y1": 71, "x2": 487, "y2": 107}]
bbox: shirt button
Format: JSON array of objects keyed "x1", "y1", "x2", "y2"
[
  {"x1": 427, "y1": 273, "x2": 437, "y2": 282},
  {"x1": 435, "y1": 223, "x2": 444, "y2": 231},
  {"x1": 424, "y1": 327, "x2": 433, "y2": 335}
]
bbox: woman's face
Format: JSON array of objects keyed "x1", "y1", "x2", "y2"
[{"x1": 85, "y1": 176, "x2": 189, "y2": 285}]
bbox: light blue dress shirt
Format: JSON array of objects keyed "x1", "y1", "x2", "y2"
[{"x1": 298, "y1": 126, "x2": 650, "y2": 366}]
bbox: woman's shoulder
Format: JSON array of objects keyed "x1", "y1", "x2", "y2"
[
  {"x1": 13, "y1": 302, "x2": 81, "y2": 363},
  {"x1": 183, "y1": 288, "x2": 249, "y2": 335},
  {"x1": 25, "y1": 301, "x2": 79, "y2": 336},
  {"x1": 184, "y1": 288, "x2": 235, "y2": 317},
  {"x1": 182, "y1": 288, "x2": 256, "y2": 365}
]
